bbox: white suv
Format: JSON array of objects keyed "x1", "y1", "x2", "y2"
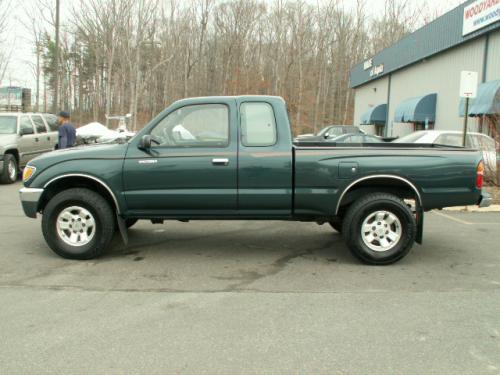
[{"x1": 0, "y1": 113, "x2": 59, "y2": 184}]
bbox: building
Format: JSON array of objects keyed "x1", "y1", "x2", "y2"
[{"x1": 350, "y1": 0, "x2": 500, "y2": 138}]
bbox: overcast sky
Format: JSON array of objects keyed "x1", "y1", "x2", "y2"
[{"x1": 2, "y1": 0, "x2": 465, "y2": 90}]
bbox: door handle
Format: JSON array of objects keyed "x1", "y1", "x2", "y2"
[
  {"x1": 47, "y1": 136, "x2": 50, "y2": 141},
  {"x1": 212, "y1": 158, "x2": 229, "y2": 166},
  {"x1": 35, "y1": 137, "x2": 39, "y2": 142}
]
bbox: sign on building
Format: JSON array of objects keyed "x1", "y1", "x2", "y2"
[
  {"x1": 459, "y1": 71, "x2": 479, "y2": 98},
  {"x1": 0, "y1": 87, "x2": 23, "y2": 106},
  {"x1": 463, "y1": 0, "x2": 500, "y2": 36}
]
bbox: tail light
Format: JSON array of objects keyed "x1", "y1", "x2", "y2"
[{"x1": 476, "y1": 160, "x2": 484, "y2": 189}]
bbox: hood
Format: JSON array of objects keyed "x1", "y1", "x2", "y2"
[
  {"x1": 0, "y1": 134, "x2": 18, "y2": 149},
  {"x1": 28, "y1": 143, "x2": 129, "y2": 169}
]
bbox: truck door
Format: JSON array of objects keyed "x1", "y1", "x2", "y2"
[
  {"x1": 237, "y1": 100, "x2": 293, "y2": 216},
  {"x1": 123, "y1": 100, "x2": 238, "y2": 216}
]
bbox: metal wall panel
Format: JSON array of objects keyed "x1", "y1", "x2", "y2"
[
  {"x1": 387, "y1": 37, "x2": 485, "y2": 137},
  {"x1": 486, "y1": 29, "x2": 500, "y2": 81}
]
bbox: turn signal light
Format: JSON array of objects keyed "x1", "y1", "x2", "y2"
[
  {"x1": 476, "y1": 160, "x2": 484, "y2": 189},
  {"x1": 23, "y1": 166, "x2": 36, "y2": 182}
]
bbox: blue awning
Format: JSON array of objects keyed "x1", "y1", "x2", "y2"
[
  {"x1": 360, "y1": 104, "x2": 387, "y2": 126},
  {"x1": 459, "y1": 80, "x2": 500, "y2": 117},
  {"x1": 394, "y1": 93, "x2": 437, "y2": 123}
]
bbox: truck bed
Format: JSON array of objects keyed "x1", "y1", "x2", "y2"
[{"x1": 292, "y1": 143, "x2": 483, "y2": 217}]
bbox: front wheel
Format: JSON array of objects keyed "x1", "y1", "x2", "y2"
[
  {"x1": 0, "y1": 154, "x2": 18, "y2": 184},
  {"x1": 342, "y1": 193, "x2": 416, "y2": 265},
  {"x1": 42, "y1": 188, "x2": 116, "y2": 260}
]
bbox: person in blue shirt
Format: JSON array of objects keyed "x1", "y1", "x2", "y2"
[{"x1": 57, "y1": 111, "x2": 76, "y2": 149}]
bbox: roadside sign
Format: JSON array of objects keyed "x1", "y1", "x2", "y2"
[{"x1": 460, "y1": 71, "x2": 478, "y2": 98}]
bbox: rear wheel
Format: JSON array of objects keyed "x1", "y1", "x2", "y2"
[
  {"x1": 1, "y1": 154, "x2": 18, "y2": 184},
  {"x1": 42, "y1": 188, "x2": 116, "y2": 260},
  {"x1": 342, "y1": 193, "x2": 416, "y2": 265}
]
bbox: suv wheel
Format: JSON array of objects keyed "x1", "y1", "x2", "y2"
[
  {"x1": 42, "y1": 188, "x2": 116, "y2": 259},
  {"x1": 1, "y1": 154, "x2": 18, "y2": 184},
  {"x1": 342, "y1": 193, "x2": 416, "y2": 265}
]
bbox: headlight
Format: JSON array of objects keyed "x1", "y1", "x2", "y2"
[{"x1": 23, "y1": 166, "x2": 36, "y2": 182}]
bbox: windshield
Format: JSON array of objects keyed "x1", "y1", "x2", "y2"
[
  {"x1": 394, "y1": 132, "x2": 427, "y2": 143},
  {"x1": 0, "y1": 116, "x2": 17, "y2": 134}
]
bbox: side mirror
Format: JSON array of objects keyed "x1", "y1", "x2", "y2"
[
  {"x1": 126, "y1": 113, "x2": 132, "y2": 118},
  {"x1": 324, "y1": 133, "x2": 330, "y2": 139},
  {"x1": 20, "y1": 127, "x2": 34, "y2": 136},
  {"x1": 138, "y1": 135, "x2": 152, "y2": 150}
]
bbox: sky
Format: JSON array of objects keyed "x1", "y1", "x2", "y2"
[{"x1": 1, "y1": 0, "x2": 465, "y2": 91}]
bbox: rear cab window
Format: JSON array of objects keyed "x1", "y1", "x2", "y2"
[{"x1": 240, "y1": 102, "x2": 277, "y2": 147}]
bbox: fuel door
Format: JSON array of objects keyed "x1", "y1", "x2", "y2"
[{"x1": 338, "y1": 161, "x2": 359, "y2": 179}]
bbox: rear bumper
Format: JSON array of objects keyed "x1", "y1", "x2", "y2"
[
  {"x1": 19, "y1": 187, "x2": 44, "y2": 218},
  {"x1": 478, "y1": 190, "x2": 493, "y2": 208}
]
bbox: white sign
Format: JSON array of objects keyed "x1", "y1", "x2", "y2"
[
  {"x1": 363, "y1": 59, "x2": 373, "y2": 70},
  {"x1": 369, "y1": 64, "x2": 384, "y2": 77},
  {"x1": 459, "y1": 71, "x2": 479, "y2": 98},
  {"x1": 463, "y1": 0, "x2": 500, "y2": 36}
]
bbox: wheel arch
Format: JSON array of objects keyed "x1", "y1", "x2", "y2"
[
  {"x1": 39, "y1": 174, "x2": 121, "y2": 215},
  {"x1": 4, "y1": 148, "x2": 20, "y2": 164},
  {"x1": 336, "y1": 175, "x2": 423, "y2": 216}
]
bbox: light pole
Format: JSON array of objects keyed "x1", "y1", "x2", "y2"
[{"x1": 52, "y1": 0, "x2": 60, "y2": 113}]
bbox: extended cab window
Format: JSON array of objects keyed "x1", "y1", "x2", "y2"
[
  {"x1": 240, "y1": 102, "x2": 277, "y2": 147},
  {"x1": 150, "y1": 104, "x2": 229, "y2": 147}
]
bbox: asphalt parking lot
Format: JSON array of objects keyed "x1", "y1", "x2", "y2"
[{"x1": 1, "y1": 182, "x2": 500, "y2": 374}]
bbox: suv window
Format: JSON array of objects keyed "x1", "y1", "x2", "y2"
[
  {"x1": 44, "y1": 114, "x2": 59, "y2": 131},
  {"x1": 151, "y1": 104, "x2": 229, "y2": 147},
  {"x1": 20, "y1": 116, "x2": 34, "y2": 135},
  {"x1": 240, "y1": 102, "x2": 277, "y2": 147},
  {"x1": 0, "y1": 116, "x2": 17, "y2": 134},
  {"x1": 31, "y1": 115, "x2": 47, "y2": 133}
]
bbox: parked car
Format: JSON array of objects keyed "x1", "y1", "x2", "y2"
[
  {"x1": 327, "y1": 134, "x2": 385, "y2": 143},
  {"x1": 394, "y1": 130, "x2": 497, "y2": 178},
  {"x1": 20, "y1": 96, "x2": 490, "y2": 265},
  {"x1": 296, "y1": 125, "x2": 364, "y2": 141},
  {"x1": 0, "y1": 112, "x2": 59, "y2": 184}
]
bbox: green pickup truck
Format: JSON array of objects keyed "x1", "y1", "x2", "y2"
[{"x1": 19, "y1": 96, "x2": 492, "y2": 264}]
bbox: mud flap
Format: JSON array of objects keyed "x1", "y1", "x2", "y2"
[
  {"x1": 116, "y1": 214, "x2": 129, "y2": 246},
  {"x1": 415, "y1": 205, "x2": 424, "y2": 245}
]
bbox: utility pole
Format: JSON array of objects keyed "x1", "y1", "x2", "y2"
[{"x1": 52, "y1": 0, "x2": 60, "y2": 113}]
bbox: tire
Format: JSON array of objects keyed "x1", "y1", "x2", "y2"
[
  {"x1": 1, "y1": 154, "x2": 18, "y2": 184},
  {"x1": 329, "y1": 220, "x2": 342, "y2": 233},
  {"x1": 342, "y1": 193, "x2": 416, "y2": 265},
  {"x1": 42, "y1": 188, "x2": 116, "y2": 260},
  {"x1": 125, "y1": 219, "x2": 138, "y2": 228}
]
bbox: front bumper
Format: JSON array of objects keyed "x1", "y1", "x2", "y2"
[
  {"x1": 478, "y1": 190, "x2": 493, "y2": 208},
  {"x1": 19, "y1": 187, "x2": 44, "y2": 218}
]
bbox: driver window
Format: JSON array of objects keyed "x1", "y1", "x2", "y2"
[
  {"x1": 20, "y1": 116, "x2": 34, "y2": 135},
  {"x1": 150, "y1": 104, "x2": 229, "y2": 147}
]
